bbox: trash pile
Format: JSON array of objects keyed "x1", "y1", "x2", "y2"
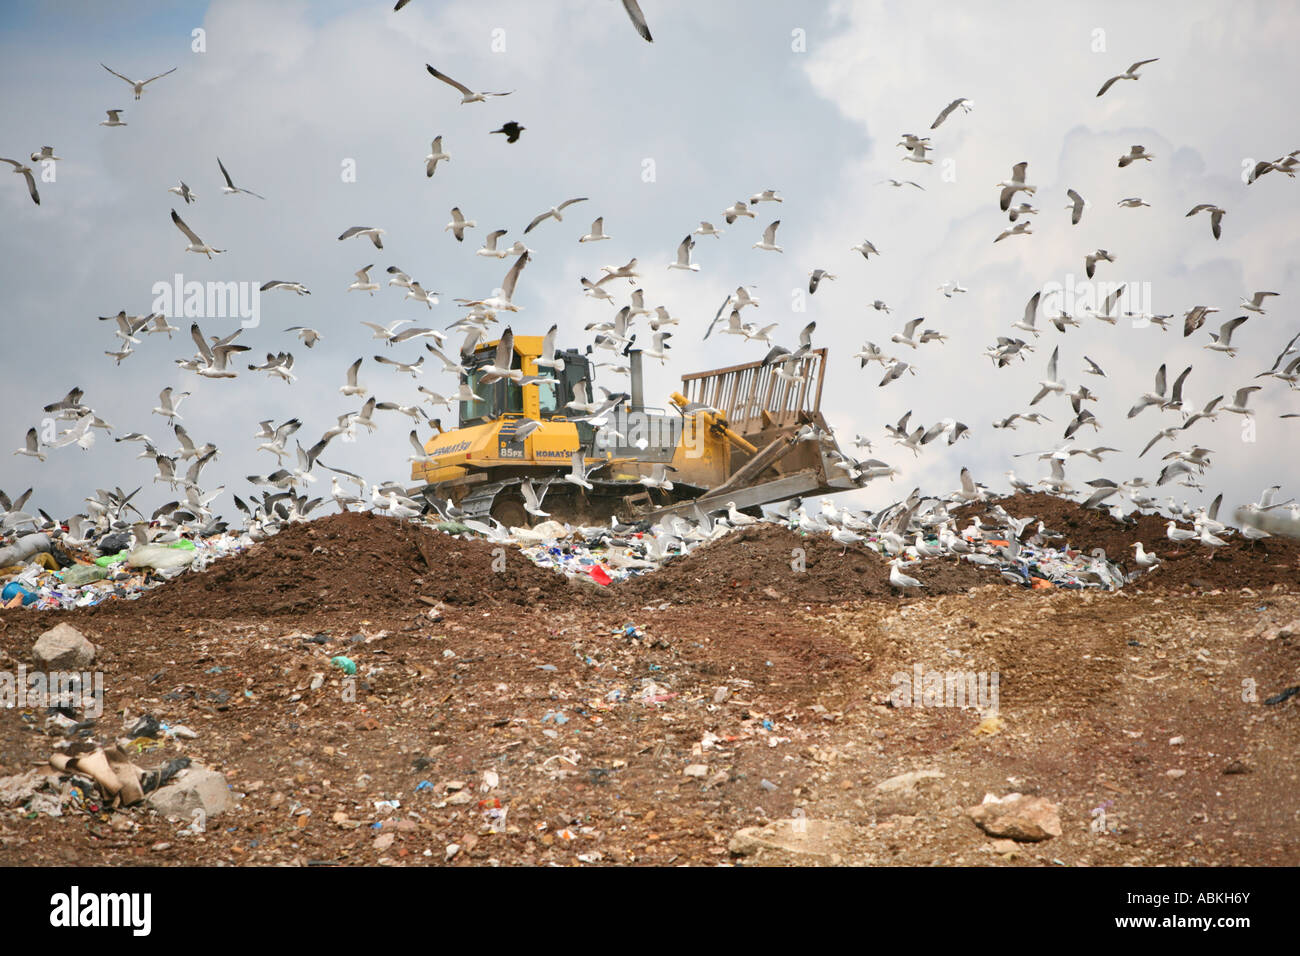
[{"x1": 0, "y1": 529, "x2": 252, "y2": 611}]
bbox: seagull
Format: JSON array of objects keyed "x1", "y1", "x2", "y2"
[
  {"x1": 187, "y1": 324, "x2": 248, "y2": 379},
  {"x1": 580, "y1": 217, "x2": 610, "y2": 242},
  {"x1": 1118, "y1": 145, "x2": 1154, "y2": 167},
  {"x1": 1082, "y1": 355, "x2": 1106, "y2": 378},
  {"x1": 891, "y1": 317, "x2": 925, "y2": 350},
  {"x1": 1007, "y1": 202, "x2": 1039, "y2": 222},
  {"x1": 723, "y1": 200, "x2": 755, "y2": 222},
  {"x1": 889, "y1": 558, "x2": 924, "y2": 590},
  {"x1": 445, "y1": 206, "x2": 476, "y2": 242},
  {"x1": 490, "y1": 121, "x2": 525, "y2": 143},
  {"x1": 1186, "y1": 203, "x2": 1226, "y2": 240},
  {"x1": 29, "y1": 146, "x2": 59, "y2": 164},
  {"x1": 996, "y1": 163, "x2": 1035, "y2": 210},
  {"x1": 1029, "y1": 346, "x2": 1065, "y2": 405},
  {"x1": 375, "y1": 355, "x2": 425, "y2": 378},
  {"x1": 217, "y1": 156, "x2": 265, "y2": 198},
  {"x1": 668, "y1": 235, "x2": 699, "y2": 271},
  {"x1": 13, "y1": 428, "x2": 45, "y2": 461},
  {"x1": 340, "y1": 358, "x2": 366, "y2": 397},
  {"x1": 752, "y1": 220, "x2": 782, "y2": 252},
  {"x1": 0, "y1": 158, "x2": 40, "y2": 205},
  {"x1": 101, "y1": 63, "x2": 176, "y2": 99},
  {"x1": 260, "y1": 279, "x2": 310, "y2": 295},
  {"x1": 167, "y1": 181, "x2": 197, "y2": 204},
  {"x1": 152, "y1": 387, "x2": 190, "y2": 423},
  {"x1": 1065, "y1": 188, "x2": 1085, "y2": 225},
  {"x1": 1084, "y1": 249, "x2": 1115, "y2": 279},
  {"x1": 99, "y1": 109, "x2": 127, "y2": 127},
  {"x1": 525, "y1": 197, "x2": 588, "y2": 234},
  {"x1": 521, "y1": 479, "x2": 551, "y2": 517},
  {"x1": 621, "y1": 0, "x2": 653, "y2": 42},
  {"x1": 1241, "y1": 291, "x2": 1278, "y2": 314},
  {"x1": 930, "y1": 97, "x2": 972, "y2": 129},
  {"x1": 458, "y1": 251, "x2": 529, "y2": 313},
  {"x1": 850, "y1": 239, "x2": 880, "y2": 259},
  {"x1": 871, "y1": 300, "x2": 891, "y2": 313},
  {"x1": 1183, "y1": 305, "x2": 1220, "y2": 338},
  {"x1": 248, "y1": 351, "x2": 296, "y2": 384},
  {"x1": 425, "y1": 136, "x2": 450, "y2": 176},
  {"x1": 425, "y1": 65, "x2": 512, "y2": 104},
  {"x1": 750, "y1": 188, "x2": 783, "y2": 204},
  {"x1": 901, "y1": 142, "x2": 933, "y2": 165},
  {"x1": 362, "y1": 319, "x2": 413, "y2": 343},
  {"x1": 1205, "y1": 316, "x2": 1248, "y2": 357},
  {"x1": 386, "y1": 266, "x2": 414, "y2": 289},
  {"x1": 1096, "y1": 58, "x2": 1158, "y2": 97},
  {"x1": 694, "y1": 221, "x2": 723, "y2": 238},
  {"x1": 1012, "y1": 291, "x2": 1042, "y2": 337},
  {"x1": 171, "y1": 209, "x2": 223, "y2": 258},
  {"x1": 808, "y1": 269, "x2": 837, "y2": 294},
  {"x1": 564, "y1": 451, "x2": 594, "y2": 491},
  {"x1": 937, "y1": 280, "x2": 967, "y2": 297},
  {"x1": 347, "y1": 265, "x2": 379, "y2": 295},
  {"x1": 879, "y1": 179, "x2": 925, "y2": 190},
  {"x1": 338, "y1": 225, "x2": 385, "y2": 249},
  {"x1": 1117, "y1": 197, "x2": 1150, "y2": 208},
  {"x1": 1131, "y1": 542, "x2": 1161, "y2": 569},
  {"x1": 994, "y1": 221, "x2": 1032, "y2": 242},
  {"x1": 1221, "y1": 385, "x2": 1260, "y2": 416}
]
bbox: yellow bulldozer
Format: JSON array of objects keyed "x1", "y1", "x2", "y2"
[{"x1": 409, "y1": 329, "x2": 863, "y2": 526}]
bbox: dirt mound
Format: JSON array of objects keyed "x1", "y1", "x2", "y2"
[
  {"x1": 617, "y1": 524, "x2": 990, "y2": 605},
  {"x1": 956, "y1": 492, "x2": 1300, "y2": 591},
  {"x1": 90, "y1": 511, "x2": 575, "y2": 620}
]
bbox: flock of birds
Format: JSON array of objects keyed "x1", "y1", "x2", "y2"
[{"x1": 3, "y1": 6, "x2": 1298, "y2": 579}]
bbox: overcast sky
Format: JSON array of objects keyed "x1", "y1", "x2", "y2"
[{"x1": 2, "y1": 0, "x2": 1297, "y2": 526}]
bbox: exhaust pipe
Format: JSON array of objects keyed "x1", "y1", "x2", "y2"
[{"x1": 628, "y1": 348, "x2": 645, "y2": 414}]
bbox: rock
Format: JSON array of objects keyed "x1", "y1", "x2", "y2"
[
  {"x1": 1165, "y1": 768, "x2": 1186, "y2": 778},
  {"x1": 728, "y1": 818, "x2": 847, "y2": 858},
  {"x1": 713, "y1": 686, "x2": 731, "y2": 704},
  {"x1": 445, "y1": 843, "x2": 460, "y2": 861},
  {"x1": 989, "y1": 838, "x2": 1022, "y2": 855},
  {"x1": 874, "y1": 769, "x2": 945, "y2": 793},
  {"x1": 147, "y1": 767, "x2": 232, "y2": 821},
  {"x1": 445, "y1": 789, "x2": 473, "y2": 806},
  {"x1": 682, "y1": 764, "x2": 708, "y2": 778},
  {"x1": 32, "y1": 623, "x2": 96, "y2": 670},
  {"x1": 965, "y1": 793, "x2": 1062, "y2": 842},
  {"x1": 1222, "y1": 760, "x2": 1251, "y2": 775}
]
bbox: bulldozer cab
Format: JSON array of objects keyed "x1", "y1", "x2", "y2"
[{"x1": 459, "y1": 340, "x2": 594, "y2": 436}]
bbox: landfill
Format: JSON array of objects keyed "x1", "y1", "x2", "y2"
[{"x1": 0, "y1": 489, "x2": 1297, "y2": 869}]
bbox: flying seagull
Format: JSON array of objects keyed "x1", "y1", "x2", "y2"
[
  {"x1": 668, "y1": 235, "x2": 699, "y2": 271},
  {"x1": 996, "y1": 162, "x2": 1035, "y2": 211},
  {"x1": 217, "y1": 156, "x2": 265, "y2": 198},
  {"x1": 167, "y1": 181, "x2": 197, "y2": 204},
  {"x1": 445, "y1": 206, "x2": 477, "y2": 242},
  {"x1": 1118, "y1": 145, "x2": 1154, "y2": 167},
  {"x1": 0, "y1": 157, "x2": 39, "y2": 205},
  {"x1": 99, "y1": 109, "x2": 127, "y2": 127},
  {"x1": 753, "y1": 220, "x2": 782, "y2": 252},
  {"x1": 622, "y1": 0, "x2": 652, "y2": 42},
  {"x1": 425, "y1": 136, "x2": 450, "y2": 176},
  {"x1": 338, "y1": 225, "x2": 385, "y2": 249},
  {"x1": 425, "y1": 65, "x2": 512, "y2": 104},
  {"x1": 1065, "y1": 188, "x2": 1085, "y2": 225},
  {"x1": 1096, "y1": 58, "x2": 1158, "y2": 98},
  {"x1": 580, "y1": 218, "x2": 610, "y2": 242},
  {"x1": 524, "y1": 197, "x2": 588, "y2": 234},
  {"x1": 1186, "y1": 203, "x2": 1226, "y2": 240},
  {"x1": 101, "y1": 63, "x2": 177, "y2": 99},
  {"x1": 171, "y1": 208, "x2": 223, "y2": 258},
  {"x1": 930, "y1": 97, "x2": 972, "y2": 129},
  {"x1": 260, "y1": 280, "x2": 310, "y2": 296}
]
